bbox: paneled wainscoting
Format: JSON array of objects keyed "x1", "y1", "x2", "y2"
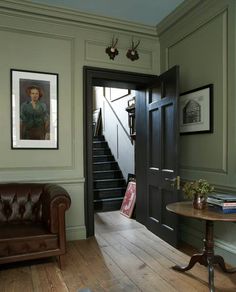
[{"x1": 0, "y1": 211, "x2": 236, "y2": 291}]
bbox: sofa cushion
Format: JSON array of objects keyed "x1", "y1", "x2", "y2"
[
  {"x1": 0, "y1": 184, "x2": 43, "y2": 223},
  {"x1": 0, "y1": 223, "x2": 58, "y2": 257}
]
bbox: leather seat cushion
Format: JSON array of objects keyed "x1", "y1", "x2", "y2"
[{"x1": 0, "y1": 223, "x2": 58, "y2": 257}]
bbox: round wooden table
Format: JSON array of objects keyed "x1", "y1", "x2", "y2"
[{"x1": 166, "y1": 201, "x2": 236, "y2": 292}]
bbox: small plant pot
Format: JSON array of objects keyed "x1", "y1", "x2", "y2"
[{"x1": 193, "y1": 194, "x2": 207, "y2": 210}]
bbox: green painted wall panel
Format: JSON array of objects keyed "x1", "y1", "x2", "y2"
[{"x1": 159, "y1": 0, "x2": 236, "y2": 265}]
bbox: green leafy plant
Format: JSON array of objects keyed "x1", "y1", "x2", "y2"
[{"x1": 182, "y1": 179, "x2": 214, "y2": 199}]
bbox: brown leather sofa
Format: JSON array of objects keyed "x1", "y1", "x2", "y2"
[{"x1": 0, "y1": 183, "x2": 71, "y2": 267}]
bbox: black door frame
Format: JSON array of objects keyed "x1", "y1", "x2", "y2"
[{"x1": 83, "y1": 66, "x2": 157, "y2": 237}]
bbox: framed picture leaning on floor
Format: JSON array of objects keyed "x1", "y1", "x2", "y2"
[{"x1": 120, "y1": 181, "x2": 136, "y2": 218}]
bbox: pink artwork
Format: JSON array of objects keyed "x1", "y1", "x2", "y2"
[{"x1": 120, "y1": 181, "x2": 136, "y2": 218}]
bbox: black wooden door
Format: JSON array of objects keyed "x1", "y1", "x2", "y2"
[{"x1": 136, "y1": 66, "x2": 180, "y2": 247}]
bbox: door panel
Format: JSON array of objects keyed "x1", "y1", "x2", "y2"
[{"x1": 136, "y1": 66, "x2": 180, "y2": 247}]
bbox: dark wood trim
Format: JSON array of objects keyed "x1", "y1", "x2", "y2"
[{"x1": 83, "y1": 66, "x2": 157, "y2": 237}]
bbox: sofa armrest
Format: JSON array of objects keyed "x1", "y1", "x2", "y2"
[{"x1": 41, "y1": 184, "x2": 71, "y2": 234}]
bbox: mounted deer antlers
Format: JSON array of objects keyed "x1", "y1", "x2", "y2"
[
  {"x1": 126, "y1": 40, "x2": 140, "y2": 61},
  {"x1": 105, "y1": 37, "x2": 119, "y2": 60}
]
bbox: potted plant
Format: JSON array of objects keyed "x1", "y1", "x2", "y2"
[{"x1": 182, "y1": 179, "x2": 214, "y2": 209}]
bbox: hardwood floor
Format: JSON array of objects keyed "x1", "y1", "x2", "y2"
[{"x1": 0, "y1": 211, "x2": 236, "y2": 291}]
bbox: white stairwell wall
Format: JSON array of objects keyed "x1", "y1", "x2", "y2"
[{"x1": 93, "y1": 87, "x2": 135, "y2": 181}]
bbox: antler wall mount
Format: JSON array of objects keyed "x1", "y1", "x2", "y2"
[
  {"x1": 105, "y1": 37, "x2": 119, "y2": 60},
  {"x1": 105, "y1": 38, "x2": 141, "y2": 61},
  {"x1": 126, "y1": 40, "x2": 140, "y2": 61}
]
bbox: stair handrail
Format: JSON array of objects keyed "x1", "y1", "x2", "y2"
[{"x1": 103, "y1": 94, "x2": 131, "y2": 142}]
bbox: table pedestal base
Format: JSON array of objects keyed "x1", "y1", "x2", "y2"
[{"x1": 172, "y1": 221, "x2": 236, "y2": 292}]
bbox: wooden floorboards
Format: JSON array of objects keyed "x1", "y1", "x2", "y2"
[{"x1": 0, "y1": 211, "x2": 236, "y2": 291}]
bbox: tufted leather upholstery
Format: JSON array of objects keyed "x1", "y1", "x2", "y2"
[{"x1": 0, "y1": 183, "x2": 71, "y2": 267}]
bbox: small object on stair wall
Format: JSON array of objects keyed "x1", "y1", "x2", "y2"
[{"x1": 93, "y1": 108, "x2": 101, "y2": 136}]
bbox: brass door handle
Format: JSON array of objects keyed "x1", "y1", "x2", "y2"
[{"x1": 165, "y1": 176, "x2": 181, "y2": 190}]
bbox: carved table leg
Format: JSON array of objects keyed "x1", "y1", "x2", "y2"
[
  {"x1": 173, "y1": 220, "x2": 215, "y2": 292},
  {"x1": 213, "y1": 255, "x2": 236, "y2": 273},
  {"x1": 172, "y1": 253, "x2": 207, "y2": 272},
  {"x1": 173, "y1": 220, "x2": 236, "y2": 291}
]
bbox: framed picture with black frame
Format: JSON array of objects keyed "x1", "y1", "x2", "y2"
[
  {"x1": 11, "y1": 69, "x2": 58, "y2": 149},
  {"x1": 179, "y1": 84, "x2": 213, "y2": 135}
]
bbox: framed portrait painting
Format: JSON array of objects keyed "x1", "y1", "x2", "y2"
[
  {"x1": 179, "y1": 84, "x2": 213, "y2": 135},
  {"x1": 11, "y1": 69, "x2": 58, "y2": 149}
]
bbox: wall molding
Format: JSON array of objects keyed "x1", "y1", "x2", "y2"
[
  {"x1": 0, "y1": 0, "x2": 157, "y2": 36},
  {"x1": 158, "y1": 0, "x2": 230, "y2": 43},
  {"x1": 0, "y1": 175, "x2": 85, "y2": 184},
  {"x1": 84, "y1": 39, "x2": 154, "y2": 71},
  {"x1": 166, "y1": 9, "x2": 228, "y2": 175},
  {"x1": 156, "y1": 0, "x2": 202, "y2": 36},
  {"x1": 180, "y1": 165, "x2": 228, "y2": 174},
  {"x1": 0, "y1": 24, "x2": 79, "y2": 173}
]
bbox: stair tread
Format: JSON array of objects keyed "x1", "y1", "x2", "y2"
[
  {"x1": 93, "y1": 136, "x2": 126, "y2": 212},
  {"x1": 93, "y1": 161, "x2": 117, "y2": 165},
  {"x1": 94, "y1": 178, "x2": 125, "y2": 182},
  {"x1": 93, "y1": 155, "x2": 114, "y2": 157},
  {"x1": 93, "y1": 141, "x2": 107, "y2": 144},
  {"x1": 94, "y1": 197, "x2": 124, "y2": 202},
  {"x1": 93, "y1": 170, "x2": 121, "y2": 173},
  {"x1": 93, "y1": 186, "x2": 126, "y2": 191}
]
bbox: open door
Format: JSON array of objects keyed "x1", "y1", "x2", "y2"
[{"x1": 136, "y1": 66, "x2": 180, "y2": 247}]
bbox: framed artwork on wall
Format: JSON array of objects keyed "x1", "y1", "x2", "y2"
[
  {"x1": 11, "y1": 69, "x2": 58, "y2": 149},
  {"x1": 179, "y1": 84, "x2": 213, "y2": 135},
  {"x1": 120, "y1": 181, "x2": 136, "y2": 218}
]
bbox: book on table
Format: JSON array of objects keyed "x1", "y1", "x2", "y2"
[
  {"x1": 208, "y1": 204, "x2": 236, "y2": 214},
  {"x1": 207, "y1": 193, "x2": 236, "y2": 213},
  {"x1": 207, "y1": 197, "x2": 236, "y2": 207},
  {"x1": 208, "y1": 193, "x2": 236, "y2": 202}
]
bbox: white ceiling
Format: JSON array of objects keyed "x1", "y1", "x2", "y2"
[{"x1": 31, "y1": 0, "x2": 185, "y2": 26}]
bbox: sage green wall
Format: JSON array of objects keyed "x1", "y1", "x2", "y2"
[
  {"x1": 159, "y1": 0, "x2": 236, "y2": 265},
  {"x1": 0, "y1": 1, "x2": 159, "y2": 240}
]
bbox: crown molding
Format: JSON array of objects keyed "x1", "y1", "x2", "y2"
[
  {"x1": 0, "y1": 0, "x2": 157, "y2": 37},
  {"x1": 156, "y1": 0, "x2": 202, "y2": 37}
]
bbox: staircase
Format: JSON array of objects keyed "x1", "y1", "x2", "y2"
[{"x1": 93, "y1": 136, "x2": 126, "y2": 212}]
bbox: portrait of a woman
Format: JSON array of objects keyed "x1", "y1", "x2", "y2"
[{"x1": 20, "y1": 85, "x2": 50, "y2": 140}]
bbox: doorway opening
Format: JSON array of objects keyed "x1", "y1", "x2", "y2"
[
  {"x1": 93, "y1": 86, "x2": 135, "y2": 211},
  {"x1": 83, "y1": 66, "x2": 156, "y2": 238}
]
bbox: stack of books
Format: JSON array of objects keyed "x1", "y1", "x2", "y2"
[{"x1": 207, "y1": 193, "x2": 236, "y2": 213}]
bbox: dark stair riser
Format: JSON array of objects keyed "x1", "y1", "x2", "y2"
[
  {"x1": 93, "y1": 136, "x2": 105, "y2": 141},
  {"x1": 94, "y1": 199, "x2": 123, "y2": 212},
  {"x1": 94, "y1": 179, "x2": 126, "y2": 189},
  {"x1": 93, "y1": 137, "x2": 126, "y2": 212},
  {"x1": 94, "y1": 187, "x2": 126, "y2": 200},
  {"x1": 93, "y1": 141, "x2": 108, "y2": 149},
  {"x1": 93, "y1": 148, "x2": 111, "y2": 156},
  {"x1": 93, "y1": 155, "x2": 115, "y2": 163},
  {"x1": 93, "y1": 162, "x2": 119, "y2": 171},
  {"x1": 93, "y1": 170, "x2": 123, "y2": 180}
]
